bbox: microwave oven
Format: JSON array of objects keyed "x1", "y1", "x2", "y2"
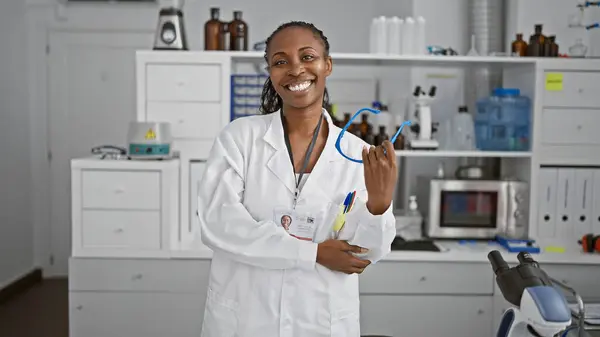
[{"x1": 416, "y1": 177, "x2": 529, "y2": 239}]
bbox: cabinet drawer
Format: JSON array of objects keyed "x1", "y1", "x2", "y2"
[
  {"x1": 69, "y1": 258, "x2": 211, "y2": 293},
  {"x1": 541, "y1": 108, "x2": 600, "y2": 145},
  {"x1": 81, "y1": 210, "x2": 161, "y2": 249},
  {"x1": 360, "y1": 295, "x2": 493, "y2": 337},
  {"x1": 70, "y1": 292, "x2": 204, "y2": 337},
  {"x1": 541, "y1": 264, "x2": 600, "y2": 299},
  {"x1": 146, "y1": 101, "x2": 223, "y2": 139},
  {"x1": 146, "y1": 64, "x2": 221, "y2": 102},
  {"x1": 543, "y1": 71, "x2": 600, "y2": 108},
  {"x1": 81, "y1": 170, "x2": 160, "y2": 210},
  {"x1": 359, "y1": 261, "x2": 493, "y2": 295}
]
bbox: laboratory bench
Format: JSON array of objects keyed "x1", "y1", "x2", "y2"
[{"x1": 68, "y1": 238, "x2": 600, "y2": 337}]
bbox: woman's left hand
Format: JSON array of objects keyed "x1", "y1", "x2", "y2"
[{"x1": 362, "y1": 140, "x2": 398, "y2": 215}]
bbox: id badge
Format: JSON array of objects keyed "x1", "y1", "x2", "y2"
[{"x1": 273, "y1": 207, "x2": 318, "y2": 241}]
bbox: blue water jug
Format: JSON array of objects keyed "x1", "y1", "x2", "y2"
[{"x1": 475, "y1": 88, "x2": 531, "y2": 151}]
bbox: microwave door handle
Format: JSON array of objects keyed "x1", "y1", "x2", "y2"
[{"x1": 498, "y1": 185, "x2": 510, "y2": 234}]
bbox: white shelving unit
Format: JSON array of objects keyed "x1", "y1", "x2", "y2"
[
  {"x1": 132, "y1": 49, "x2": 600, "y2": 246},
  {"x1": 66, "y1": 50, "x2": 600, "y2": 337}
]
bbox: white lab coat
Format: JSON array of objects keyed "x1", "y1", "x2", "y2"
[{"x1": 197, "y1": 109, "x2": 396, "y2": 337}]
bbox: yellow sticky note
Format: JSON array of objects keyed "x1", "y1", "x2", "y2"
[
  {"x1": 544, "y1": 246, "x2": 565, "y2": 253},
  {"x1": 545, "y1": 73, "x2": 563, "y2": 91}
]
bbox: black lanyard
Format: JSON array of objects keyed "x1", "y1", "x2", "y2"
[{"x1": 281, "y1": 110, "x2": 323, "y2": 208}]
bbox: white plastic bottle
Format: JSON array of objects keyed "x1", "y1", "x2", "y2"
[
  {"x1": 402, "y1": 16, "x2": 415, "y2": 55},
  {"x1": 375, "y1": 16, "x2": 387, "y2": 54},
  {"x1": 397, "y1": 18, "x2": 404, "y2": 55},
  {"x1": 415, "y1": 16, "x2": 426, "y2": 55},
  {"x1": 369, "y1": 17, "x2": 378, "y2": 54},
  {"x1": 386, "y1": 16, "x2": 401, "y2": 55},
  {"x1": 408, "y1": 195, "x2": 419, "y2": 215}
]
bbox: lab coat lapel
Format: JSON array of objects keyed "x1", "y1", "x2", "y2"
[
  {"x1": 262, "y1": 109, "x2": 347, "y2": 201},
  {"x1": 297, "y1": 110, "x2": 346, "y2": 203},
  {"x1": 263, "y1": 111, "x2": 296, "y2": 195}
]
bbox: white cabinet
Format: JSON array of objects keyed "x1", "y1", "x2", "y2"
[
  {"x1": 69, "y1": 258, "x2": 212, "y2": 337},
  {"x1": 71, "y1": 157, "x2": 180, "y2": 258},
  {"x1": 189, "y1": 161, "x2": 208, "y2": 248},
  {"x1": 538, "y1": 70, "x2": 600, "y2": 165},
  {"x1": 360, "y1": 295, "x2": 493, "y2": 337},
  {"x1": 359, "y1": 261, "x2": 495, "y2": 337},
  {"x1": 542, "y1": 71, "x2": 600, "y2": 109},
  {"x1": 136, "y1": 51, "x2": 231, "y2": 254}
]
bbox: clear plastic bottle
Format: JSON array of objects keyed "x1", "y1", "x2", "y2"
[
  {"x1": 386, "y1": 16, "x2": 402, "y2": 55},
  {"x1": 402, "y1": 17, "x2": 415, "y2": 55},
  {"x1": 415, "y1": 16, "x2": 426, "y2": 55}
]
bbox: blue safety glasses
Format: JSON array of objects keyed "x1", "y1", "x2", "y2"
[{"x1": 335, "y1": 107, "x2": 411, "y2": 164}]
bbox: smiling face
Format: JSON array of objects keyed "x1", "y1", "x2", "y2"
[{"x1": 266, "y1": 26, "x2": 332, "y2": 113}]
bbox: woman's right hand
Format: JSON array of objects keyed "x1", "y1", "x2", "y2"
[{"x1": 316, "y1": 239, "x2": 371, "y2": 274}]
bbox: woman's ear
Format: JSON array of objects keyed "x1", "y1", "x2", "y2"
[{"x1": 324, "y1": 56, "x2": 333, "y2": 77}]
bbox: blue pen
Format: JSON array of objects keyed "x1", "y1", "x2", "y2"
[
  {"x1": 343, "y1": 192, "x2": 352, "y2": 213},
  {"x1": 343, "y1": 191, "x2": 356, "y2": 213}
]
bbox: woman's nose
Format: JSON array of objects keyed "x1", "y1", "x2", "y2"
[{"x1": 287, "y1": 61, "x2": 305, "y2": 76}]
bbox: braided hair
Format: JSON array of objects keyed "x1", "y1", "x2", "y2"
[{"x1": 259, "y1": 21, "x2": 331, "y2": 114}]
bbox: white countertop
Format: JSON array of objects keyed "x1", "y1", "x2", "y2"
[
  {"x1": 169, "y1": 239, "x2": 600, "y2": 265},
  {"x1": 382, "y1": 240, "x2": 600, "y2": 265}
]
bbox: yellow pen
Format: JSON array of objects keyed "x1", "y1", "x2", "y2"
[{"x1": 333, "y1": 205, "x2": 346, "y2": 232}]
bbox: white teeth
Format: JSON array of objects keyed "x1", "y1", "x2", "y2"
[{"x1": 287, "y1": 81, "x2": 312, "y2": 92}]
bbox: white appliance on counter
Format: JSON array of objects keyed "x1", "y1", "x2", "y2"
[{"x1": 416, "y1": 176, "x2": 529, "y2": 240}]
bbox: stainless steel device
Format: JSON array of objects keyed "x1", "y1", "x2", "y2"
[
  {"x1": 416, "y1": 176, "x2": 529, "y2": 239},
  {"x1": 153, "y1": 7, "x2": 188, "y2": 50}
]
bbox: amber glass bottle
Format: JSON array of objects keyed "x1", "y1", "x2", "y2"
[
  {"x1": 358, "y1": 114, "x2": 370, "y2": 138},
  {"x1": 511, "y1": 33, "x2": 528, "y2": 57},
  {"x1": 228, "y1": 11, "x2": 248, "y2": 51},
  {"x1": 204, "y1": 8, "x2": 225, "y2": 50},
  {"x1": 549, "y1": 35, "x2": 559, "y2": 57},
  {"x1": 374, "y1": 126, "x2": 389, "y2": 146},
  {"x1": 393, "y1": 126, "x2": 405, "y2": 149}
]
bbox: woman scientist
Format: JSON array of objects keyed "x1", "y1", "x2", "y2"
[{"x1": 197, "y1": 21, "x2": 397, "y2": 337}]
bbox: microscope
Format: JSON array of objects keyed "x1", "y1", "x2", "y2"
[
  {"x1": 408, "y1": 85, "x2": 439, "y2": 150},
  {"x1": 488, "y1": 250, "x2": 579, "y2": 337}
]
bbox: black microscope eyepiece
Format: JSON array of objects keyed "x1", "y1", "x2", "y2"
[
  {"x1": 488, "y1": 250, "x2": 510, "y2": 276},
  {"x1": 517, "y1": 252, "x2": 539, "y2": 268}
]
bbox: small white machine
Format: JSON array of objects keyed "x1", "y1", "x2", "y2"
[
  {"x1": 408, "y1": 85, "x2": 439, "y2": 150},
  {"x1": 127, "y1": 121, "x2": 173, "y2": 160}
]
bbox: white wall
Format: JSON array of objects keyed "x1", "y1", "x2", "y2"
[{"x1": 0, "y1": 0, "x2": 35, "y2": 287}]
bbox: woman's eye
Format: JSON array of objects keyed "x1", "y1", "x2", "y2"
[
  {"x1": 302, "y1": 55, "x2": 315, "y2": 61},
  {"x1": 273, "y1": 59, "x2": 286, "y2": 66}
]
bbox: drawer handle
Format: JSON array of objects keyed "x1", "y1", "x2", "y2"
[
  {"x1": 114, "y1": 188, "x2": 125, "y2": 194},
  {"x1": 577, "y1": 125, "x2": 582, "y2": 130},
  {"x1": 76, "y1": 305, "x2": 83, "y2": 310},
  {"x1": 578, "y1": 88, "x2": 584, "y2": 93},
  {"x1": 115, "y1": 228, "x2": 124, "y2": 233},
  {"x1": 132, "y1": 273, "x2": 143, "y2": 280},
  {"x1": 419, "y1": 276, "x2": 426, "y2": 282},
  {"x1": 477, "y1": 309, "x2": 484, "y2": 315},
  {"x1": 177, "y1": 81, "x2": 185, "y2": 87},
  {"x1": 178, "y1": 119, "x2": 184, "y2": 124}
]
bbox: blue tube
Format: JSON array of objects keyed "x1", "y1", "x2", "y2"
[{"x1": 335, "y1": 107, "x2": 411, "y2": 164}]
